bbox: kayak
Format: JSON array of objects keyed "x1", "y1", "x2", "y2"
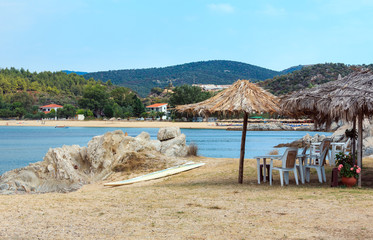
[{"x1": 104, "y1": 162, "x2": 205, "y2": 186}]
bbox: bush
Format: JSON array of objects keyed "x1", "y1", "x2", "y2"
[{"x1": 187, "y1": 142, "x2": 198, "y2": 156}]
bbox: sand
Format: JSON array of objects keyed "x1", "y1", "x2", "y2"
[
  {"x1": 0, "y1": 120, "x2": 228, "y2": 129},
  {"x1": 1, "y1": 157, "x2": 373, "y2": 240}
]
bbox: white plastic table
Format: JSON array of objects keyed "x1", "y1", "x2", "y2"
[
  {"x1": 254, "y1": 155, "x2": 281, "y2": 184},
  {"x1": 254, "y1": 154, "x2": 307, "y2": 184}
]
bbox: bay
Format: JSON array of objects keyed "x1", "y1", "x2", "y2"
[{"x1": 0, "y1": 126, "x2": 332, "y2": 175}]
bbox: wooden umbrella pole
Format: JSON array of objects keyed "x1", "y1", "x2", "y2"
[
  {"x1": 352, "y1": 116, "x2": 356, "y2": 165},
  {"x1": 238, "y1": 112, "x2": 248, "y2": 184},
  {"x1": 357, "y1": 111, "x2": 363, "y2": 188}
]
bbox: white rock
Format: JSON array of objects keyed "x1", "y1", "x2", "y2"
[
  {"x1": 157, "y1": 127, "x2": 181, "y2": 141},
  {"x1": 160, "y1": 134, "x2": 188, "y2": 157}
]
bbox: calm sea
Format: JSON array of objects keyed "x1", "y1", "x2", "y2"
[{"x1": 0, "y1": 126, "x2": 332, "y2": 175}]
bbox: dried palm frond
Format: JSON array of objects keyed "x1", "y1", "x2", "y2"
[{"x1": 176, "y1": 80, "x2": 280, "y2": 116}]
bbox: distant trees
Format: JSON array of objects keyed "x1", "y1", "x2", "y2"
[
  {"x1": 259, "y1": 63, "x2": 356, "y2": 96},
  {"x1": 83, "y1": 60, "x2": 287, "y2": 97},
  {"x1": 169, "y1": 85, "x2": 213, "y2": 107},
  {"x1": 150, "y1": 87, "x2": 163, "y2": 95},
  {"x1": 57, "y1": 104, "x2": 77, "y2": 119},
  {"x1": 78, "y1": 84, "x2": 109, "y2": 117},
  {"x1": 0, "y1": 68, "x2": 147, "y2": 119},
  {"x1": 132, "y1": 95, "x2": 146, "y2": 117}
]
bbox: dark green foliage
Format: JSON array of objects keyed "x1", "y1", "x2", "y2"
[
  {"x1": 9, "y1": 92, "x2": 35, "y2": 111},
  {"x1": 132, "y1": 95, "x2": 146, "y2": 117},
  {"x1": 169, "y1": 85, "x2": 213, "y2": 107},
  {"x1": 345, "y1": 129, "x2": 357, "y2": 140},
  {"x1": 57, "y1": 104, "x2": 77, "y2": 119},
  {"x1": 150, "y1": 87, "x2": 163, "y2": 95},
  {"x1": 83, "y1": 60, "x2": 285, "y2": 97},
  {"x1": 103, "y1": 103, "x2": 114, "y2": 118},
  {"x1": 335, "y1": 152, "x2": 360, "y2": 178},
  {"x1": 78, "y1": 84, "x2": 109, "y2": 117},
  {"x1": 280, "y1": 65, "x2": 303, "y2": 75}
]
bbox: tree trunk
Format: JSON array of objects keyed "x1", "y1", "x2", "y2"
[
  {"x1": 238, "y1": 112, "x2": 248, "y2": 184},
  {"x1": 313, "y1": 118, "x2": 318, "y2": 130},
  {"x1": 325, "y1": 118, "x2": 331, "y2": 131}
]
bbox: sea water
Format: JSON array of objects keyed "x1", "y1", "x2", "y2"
[{"x1": 0, "y1": 126, "x2": 332, "y2": 175}]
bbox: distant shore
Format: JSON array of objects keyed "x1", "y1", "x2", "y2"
[
  {"x1": 0, "y1": 120, "x2": 318, "y2": 131},
  {"x1": 0, "y1": 120, "x2": 228, "y2": 129}
]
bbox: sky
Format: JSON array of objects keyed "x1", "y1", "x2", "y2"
[{"x1": 1, "y1": 0, "x2": 373, "y2": 73}]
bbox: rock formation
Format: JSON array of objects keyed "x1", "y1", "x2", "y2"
[
  {"x1": 0, "y1": 128, "x2": 190, "y2": 194},
  {"x1": 330, "y1": 120, "x2": 373, "y2": 157}
]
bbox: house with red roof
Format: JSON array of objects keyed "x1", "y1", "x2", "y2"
[
  {"x1": 39, "y1": 104, "x2": 63, "y2": 114},
  {"x1": 146, "y1": 103, "x2": 168, "y2": 113}
]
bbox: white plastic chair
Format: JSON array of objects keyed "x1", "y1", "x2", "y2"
[
  {"x1": 305, "y1": 147, "x2": 328, "y2": 183},
  {"x1": 269, "y1": 147, "x2": 299, "y2": 186},
  {"x1": 312, "y1": 138, "x2": 331, "y2": 165}
]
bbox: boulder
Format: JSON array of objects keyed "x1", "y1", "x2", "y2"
[
  {"x1": 43, "y1": 145, "x2": 88, "y2": 182},
  {"x1": 302, "y1": 133, "x2": 312, "y2": 144},
  {"x1": 157, "y1": 127, "x2": 181, "y2": 141},
  {"x1": 160, "y1": 134, "x2": 188, "y2": 157}
]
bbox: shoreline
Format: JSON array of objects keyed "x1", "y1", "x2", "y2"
[
  {"x1": 0, "y1": 120, "x2": 318, "y2": 131},
  {"x1": 0, "y1": 120, "x2": 228, "y2": 130}
]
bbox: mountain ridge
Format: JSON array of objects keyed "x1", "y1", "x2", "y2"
[{"x1": 83, "y1": 60, "x2": 303, "y2": 97}]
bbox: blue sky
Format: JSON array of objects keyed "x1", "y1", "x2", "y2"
[{"x1": 1, "y1": 0, "x2": 373, "y2": 72}]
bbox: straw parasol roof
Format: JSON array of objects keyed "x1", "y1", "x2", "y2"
[
  {"x1": 318, "y1": 70, "x2": 373, "y2": 121},
  {"x1": 281, "y1": 69, "x2": 373, "y2": 187},
  {"x1": 176, "y1": 80, "x2": 280, "y2": 116},
  {"x1": 176, "y1": 80, "x2": 281, "y2": 184},
  {"x1": 281, "y1": 70, "x2": 373, "y2": 122}
]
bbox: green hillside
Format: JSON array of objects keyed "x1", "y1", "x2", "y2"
[
  {"x1": 258, "y1": 63, "x2": 373, "y2": 96},
  {"x1": 83, "y1": 60, "x2": 285, "y2": 97},
  {"x1": 0, "y1": 68, "x2": 144, "y2": 119}
]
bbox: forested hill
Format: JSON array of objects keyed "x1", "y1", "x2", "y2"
[
  {"x1": 259, "y1": 63, "x2": 373, "y2": 96},
  {"x1": 83, "y1": 60, "x2": 289, "y2": 97},
  {"x1": 62, "y1": 70, "x2": 88, "y2": 75}
]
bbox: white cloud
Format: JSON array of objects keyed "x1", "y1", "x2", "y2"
[{"x1": 207, "y1": 3, "x2": 234, "y2": 14}]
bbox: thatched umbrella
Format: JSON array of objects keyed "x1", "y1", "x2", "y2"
[
  {"x1": 281, "y1": 69, "x2": 373, "y2": 187},
  {"x1": 176, "y1": 80, "x2": 281, "y2": 183}
]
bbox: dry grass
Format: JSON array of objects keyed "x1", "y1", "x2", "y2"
[
  {"x1": 1, "y1": 157, "x2": 373, "y2": 239},
  {"x1": 268, "y1": 149, "x2": 279, "y2": 155},
  {"x1": 187, "y1": 142, "x2": 198, "y2": 156}
]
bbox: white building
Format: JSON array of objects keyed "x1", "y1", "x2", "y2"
[
  {"x1": 146, "y1": 103, "x2": 168, "y2": 113},
  {"x1": 39, "y1": 104, "x2": 63, "y2": 114}
]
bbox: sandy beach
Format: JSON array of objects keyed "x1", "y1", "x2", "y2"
[
  {"x1": 0, "y1": 120, "x2": 228, "y2": 129},
  {"x1": 1, "y1": 156, "x2": 373, "y2": 239}
]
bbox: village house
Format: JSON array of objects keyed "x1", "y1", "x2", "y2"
[
  {"x1": 145, "y1": 103, "x2": 168, "y2": 113},
  {"x1": 39, "y1": 104, "x2": 63, "y2": 114}
]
